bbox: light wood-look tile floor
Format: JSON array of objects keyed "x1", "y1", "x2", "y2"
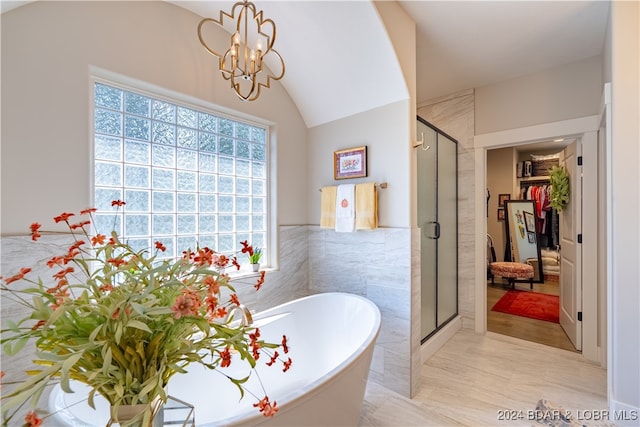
[{"x1": 361, "y1": 329, "x2": 608, "y2": 426}]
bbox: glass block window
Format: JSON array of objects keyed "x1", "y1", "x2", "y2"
[{"x1": 93, "y1": 81, "x2": 268, "y2": 264}]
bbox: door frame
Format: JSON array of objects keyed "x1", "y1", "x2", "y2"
[{"x1": 474, "y1": 114, "x2": 603, "y2": 364}]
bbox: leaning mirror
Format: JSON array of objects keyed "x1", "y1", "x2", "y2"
[{"x1": 503, "y1": 200, "x2": 544, "y2": 283}]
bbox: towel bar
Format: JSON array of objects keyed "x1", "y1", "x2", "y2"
[{"x1": 319, "y1": 182, "x2": 387, "y2": 192}]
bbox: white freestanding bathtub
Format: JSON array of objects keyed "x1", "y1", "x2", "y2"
[{"x1": 48, "y1": 292, "x2": 381, "y2": 426}]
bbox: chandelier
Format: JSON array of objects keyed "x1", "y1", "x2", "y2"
[{"x1": 198, "y1": 1, "x2": 285, "y2": 102}]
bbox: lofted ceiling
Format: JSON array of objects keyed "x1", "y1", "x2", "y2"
[{"x1": 2, "y1": 1, "x2": 611, "y2": 128}]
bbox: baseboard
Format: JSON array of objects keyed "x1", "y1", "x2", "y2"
[
  {"x1": 609, "y1": 399, "x2": 640, "y2": 426},
  {"x1": 420, "y1": 316, "x2": 462, "y2": 365}
]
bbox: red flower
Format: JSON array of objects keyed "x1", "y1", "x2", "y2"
[
  {"x1": 205, "y1": 294, "x2": 219, "y2": 315},
  {"x1": 29, "y1": 223, "x2": 42, "y2": 241},
  {"x1": 53, "y1": 212, "x2": 74, "y2": 223},
  {"x1": 4, "y1": 267, "x2": 31, "y2": 284},
  {"x1": 266, "y1": 351, "x2": 279, "y2": 367},
  {"x1": 111, "y1": 200, "x2": 126, "y2": 207},
  {"x1": 171, "y1": 288, "x2": 202, "y2": 319},
  {"x1": 281, "y1": 335, "x2": 289, "y2": 354},
  {"x1": 31, "y1": 320, "x2": 46, "y2": 331},
  {"x1": 230, "y1": 294, "x2": 240, "y2": 306},
  {"x1": 24, "y1": 411, "x2": 42, "y2": 427},
  {"x1": 253, "y1": 396, "x2": 278, "y2": 417},
  {"x1": 47, "y1": 256, "x2": 65, "y2": 268},
  {"x1": 99, "y1": 283, "x2": 114, "y2": 292},
  {"x1": 52, "y1": 267, "x2": 74, "y2": 280},
  {"x1": 282, "y1": 357, "x2": 292, "y2": 372},
  {"x1": 250, "y1": 329, "x2": 261, "y2": 359},
  {"x1": 203, "y1": 275, "x2": 220, "y2": 294},
  {"x1": 254, "y1": 271, "x2": 266, "y2": 291},
  {"x1": 91, "y1": 234, "x2": 106, "y2": 246},
  {"x1": 194, "y1": 247, "x2": 214, "y2": 266},
  {"x1": 215, "y1": 254, "x2": 230, "y2": 269},
  {"x1": 69, "y1": 220, "x2": 91, "y2": 230},
  {"x1": 240, "y1": 240, "x2": 254, "y2": 256},
  {"x1": 107, "y1": 258, "x2": 127, "y2": 267},
  {"x1": 64, "y1": 249, "x2": 80, "y2": 264},
  {"x1": 80, "y1": 208, "x2": 97, "y2": 215},
  {"x1": 48, "y1": 279, "x2": 68, "y2": 292},
  {"x1": 155, "y1": 241, "x2": 166, "y2": 252},
  {"x1": 220, "y1": 347, "x2": 232, "y2": 368},
  {"x1": 69, "y1": 241, "x2": 85, "y2": 251}
]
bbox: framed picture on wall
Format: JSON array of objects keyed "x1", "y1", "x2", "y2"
[
  {"x1": 334, "y1": 146, "x2": 368, "y2": 179},
  {"x1": 498, "y1": 193, "x2": 511, "y2": 207},
  {"x1": 524, "y1": 211, "x2": 535, "y2": 232},
  {"x1": 527, "y1": 231, "x2": 536, "y2": 244},
  {"x1": 497, "y1": 208, "x2": 505, "y2": 221}
]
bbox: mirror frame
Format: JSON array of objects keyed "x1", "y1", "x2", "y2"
[{"x1": 503, "y1": 200, "x2": 544, "y2": 283}]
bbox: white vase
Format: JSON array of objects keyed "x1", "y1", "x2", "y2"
[{"x1": 251, "y1": 263, "x2": 260, "y2": 272}]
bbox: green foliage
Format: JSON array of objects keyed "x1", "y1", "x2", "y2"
[
  {"x1": 1, "y1": 206, "x2": 287, "y2": 426},
  {"x1": 549, "y1": 165, "x2": 570, "y2": 212},
  {"x1": 249, "y1": 248, "x2": 263, "y2": 264}
]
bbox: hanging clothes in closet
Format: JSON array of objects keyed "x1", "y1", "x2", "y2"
[{"x1": 520, "y1": 182, "x2": 559, "y2": 248}]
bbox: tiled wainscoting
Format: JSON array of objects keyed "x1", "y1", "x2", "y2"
[{"x1": 307, "y1": 226, "x2": 420, "y2": 397}]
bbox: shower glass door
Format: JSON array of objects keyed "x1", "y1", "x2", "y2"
[
  {"x1": 437, "y1": 134, "x2": 458, "y2": 325},
  {"x1": 417, "y1": 122, "x2": 437, "y2": 338},
  {"x1": 417, "y1": 117, "x2": 458, "y2": 342}
]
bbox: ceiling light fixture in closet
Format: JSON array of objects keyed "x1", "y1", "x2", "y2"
[{"x1": 197, "y1": 0, "x2": 285, "y2": 102}]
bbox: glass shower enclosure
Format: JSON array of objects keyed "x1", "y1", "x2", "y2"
[{"x1": 417, "y1": 116, "x2": 458, "y2": 342}]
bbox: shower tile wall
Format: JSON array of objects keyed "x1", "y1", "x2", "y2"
[{"x1": 308, "y1": 226, "x2": 414, "y2": 397}]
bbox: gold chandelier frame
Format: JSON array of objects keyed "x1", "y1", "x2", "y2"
[{"x1": 198, "y1": 1, "x2": 285, "y2": 102}]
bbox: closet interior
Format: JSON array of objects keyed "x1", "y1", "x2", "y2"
[
  {"x1": 486, "y1": 141, "x2": 576, "y2": 352},
  {"x1": 487, "y1": 145, "x2": 564, "y2": 283}
]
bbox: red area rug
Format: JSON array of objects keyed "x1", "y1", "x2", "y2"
[{"x1": 491, "y1": 290, "x2": 559, "y2": 323}]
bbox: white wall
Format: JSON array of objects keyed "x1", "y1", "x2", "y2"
[
  {"x1": 0, "y1": 1, "x2": 308, "y2": 235},
  {"x1": 307, "y1": 101, "x2": 411, "y2": 228},
  {"x1": 609, "y1": 0, "x2": 640, "y2": 420},
  {"x1": 475, "y1": 55, "x2": 603, "y2": 135}
]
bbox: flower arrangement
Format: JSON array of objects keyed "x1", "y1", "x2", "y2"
[
  {"x1": 0, "y1": 201, "x2": 291, "y2": 426},
  {"x1": 241, "y1": 241, "x2": 262, "y2": 265}
]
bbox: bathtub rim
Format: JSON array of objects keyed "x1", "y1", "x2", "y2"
[{"x1": 212, "y1": 291, "x2": 382, "y2": 426}]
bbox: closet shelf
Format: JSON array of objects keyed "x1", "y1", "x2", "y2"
[{"x1": 519, "y1": 175, "x2": 550, "y2": 183}]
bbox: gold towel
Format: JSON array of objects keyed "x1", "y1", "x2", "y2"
[
  {"x1": 320, "y1": 186, "x2": 337, "y2": 228},
  {"x1": 355, "y1": 182, "x2": 378, "y2": 230}
]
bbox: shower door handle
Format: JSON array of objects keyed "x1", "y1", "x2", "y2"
[{"x1": 424, "y1": 221, "x2": 440, "y2": 239}]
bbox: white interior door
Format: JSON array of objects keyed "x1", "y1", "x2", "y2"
[{"x1": 559, "y1": 140, "x2": 582, "y2": 351}]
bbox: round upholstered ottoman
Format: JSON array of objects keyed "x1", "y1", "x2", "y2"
[{"x1": 489, "y1": 261, "x2": 535, "y2": 289}]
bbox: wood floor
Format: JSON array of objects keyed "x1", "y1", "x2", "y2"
[
  {"x1": 361, "y1": 329, "x2": 607, "y2": 426},
  {"x1": 487, "y1": 279, "x2": 577, "y2": 352}
]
